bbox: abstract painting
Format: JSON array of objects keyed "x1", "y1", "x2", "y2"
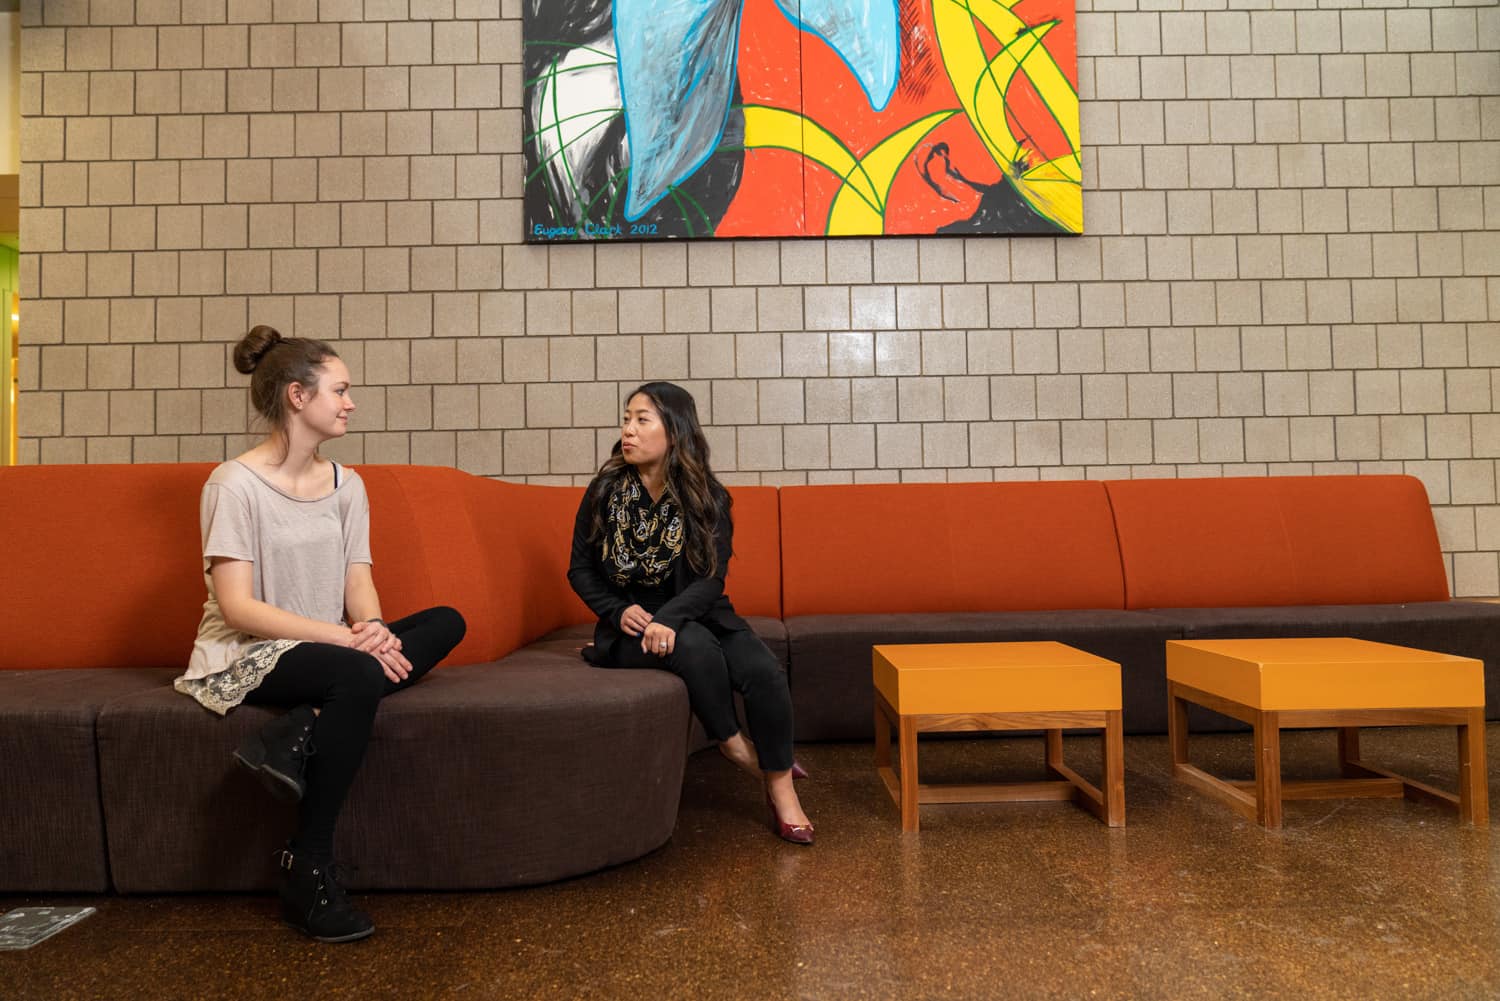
[{"x1": 524, "y1": 0, "x2": 1081, "y2": 242}]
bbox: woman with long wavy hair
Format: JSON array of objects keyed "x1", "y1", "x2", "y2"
[{"x1": 567, "y1": 382, "x2": 813, "y2": 844}]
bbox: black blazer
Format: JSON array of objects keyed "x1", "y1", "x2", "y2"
[{"x1": 567, "y1": 480, "x2": 748, "y2": 654}]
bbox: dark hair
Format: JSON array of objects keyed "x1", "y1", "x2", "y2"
[
  {"x1": 232, "y1": 324, "x2": 339, "y2": 433},
  {"x1": 587, "y1": 381, "x2": 731, "y2": 577}
]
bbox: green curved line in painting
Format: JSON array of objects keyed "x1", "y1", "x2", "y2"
[
  {"x1": 986, "y1": 20, "x2": 1077, "y2": 175},
  {"x1": 547, "y1": 56, "x2": 582, "y2": 210},
  {"x1": 733, "y1": 106, "x2": 884, "y2": 216},
  {"x1": 738, "y1": 139, "x2": 884, "y2": 217},
  {"x1": 526, "y1": 107, "x2": 622, "y2": 184},
  {"x1": 525, "y1": 61, "x2": 619, "y2": 87},
  {"x1": 667, "y1": 188, "x2": 696, "y2": 238},
  {"x1": 822, "y1": 109, "x2": 956, "y2": 235},
  {"x1": 968, "y1": 22, "x2": 1057, "y2": 175},
  {"x1": 605, "y1": 165, "x2": 627, "y2": 223},
  {"x1": 525, "y1": 40, "x2": 617, "y2": 60},
  {"x1": 584, "y1": 167, "x2": 630, "y2": 220},
  {"x1": 673, "y1": 186, "x2": 715, "y2": 233},
  {"x1": 525, "y1": 106, "x2": 623, "y2": 145}
]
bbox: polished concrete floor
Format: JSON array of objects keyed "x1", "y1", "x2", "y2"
[{"x1": 3, "y1": 725, "x2": 1498, "y2": 1001}]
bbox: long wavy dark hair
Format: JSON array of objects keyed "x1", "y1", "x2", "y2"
[{"x1": 586, "y1": 382, "x2": 731, "y2": 578}]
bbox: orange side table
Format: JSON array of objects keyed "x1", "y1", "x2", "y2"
[
  {"x1": 1168, "y1": 638, "x2": 1489, "y2": 829},
  {"x1": 872, "y1": 642, "x2": 1125, "y2": 832}
]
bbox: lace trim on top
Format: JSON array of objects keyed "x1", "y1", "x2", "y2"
[{"x1": 173, "y1": 639, "x2": 301, "y2": 715}]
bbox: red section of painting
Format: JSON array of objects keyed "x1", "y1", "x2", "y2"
[
  {"x1": 718, "y1": 0, "x2": 1078, "y2": 238},
  {"x1": 721, "y1": 0, "x2": 807, "y2": 237}
]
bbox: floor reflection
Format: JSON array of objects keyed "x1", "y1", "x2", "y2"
[{"x1": 3, "y1": 726, "x2": 1497, "y2": 1000}]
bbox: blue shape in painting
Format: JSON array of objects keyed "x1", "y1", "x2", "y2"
[
  {"x1": 615, "y1": 0, "x2": 900, "y2": 221},
  {"x1": 773, "y1": 0, "x2": 898, "y2": 112},
  {"x1": 613, "y1": 0, "x2": 745, "y2": 223}
]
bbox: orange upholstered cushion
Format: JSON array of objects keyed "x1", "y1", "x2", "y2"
[
  {"x1": 1, "y1": 463, "x2": 778, "y2": 672},
  {"x1": 1105, "y1": 475, "x2": 1450, "y2": 609},
  {"x1": 724, "y1": 487, "x2": 782, "y2": 618},
  {"x1": 1, "y1": 463, "x2": 212, "y2": 670},
  {"x1": 1, "y1": 463, "x2": 506, "y2": 671},
  {"x1": 358, "y1": 465, "x2": 497, "y2": 667},
  {"x1": 779, "y1": 482, "x2": 1125, "y2": 616},
  {"x1": 466, "y1": 481, "x2": 592, "y2": 651}
]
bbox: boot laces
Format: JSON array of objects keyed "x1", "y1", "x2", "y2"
[{"x1": 318, "y1": 862, "x2": 356, "y2": 911}]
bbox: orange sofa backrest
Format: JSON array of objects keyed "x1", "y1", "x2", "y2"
[
  {"x1": 1, "y1": 463, "x2": 212, "y2": 670},
  {"x1": 0, "y1": 463, "x2": 516, "y2": 671},
  {"x1": 357, "y1": 464, "x2": 509, "y2": 667},
  {"x1": 8, "y1": 465, "x2": 1446, "y2": 669},
  {"x1": 723, "y1": 486, "x2": 782, "y2": 618},
  {"x1": 0, "y1": 464, "x2": 782, "y2": 671},
  {"x1": 1105, "y1": 475, "x2": 1450, "y2": 608},
  {"x1": 778, "y1": 482, "x2": 1126, "y2": 616},
  {"x1": 464, "y1": 479, "x2": 590, "y2": 649}
]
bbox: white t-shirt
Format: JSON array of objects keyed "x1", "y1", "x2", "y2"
[{"x1": 182, "y1": 459, "x2": 373, "y2": 681}]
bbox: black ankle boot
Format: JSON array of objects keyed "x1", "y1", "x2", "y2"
[
  {"x1": 233, "y1": 705, "x2": 317, "y2": 802},
  {"x1": 276, "y1": 847, "x2": 374, "y2": 943}
]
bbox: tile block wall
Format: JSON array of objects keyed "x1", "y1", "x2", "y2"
[{"x1": 15, "y1": 0, "x2": 1500, "y2": 596}]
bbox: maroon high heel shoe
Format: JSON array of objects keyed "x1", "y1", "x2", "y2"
[
  {"x1": 791, "y1": 761, "x2": 809, "y2": 780},
  {"x1": 766, "y1": 793, "x2": 814, "y2": 846}
]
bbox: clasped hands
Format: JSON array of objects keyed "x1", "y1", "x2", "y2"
[
  {"x1": 349, "y1": 618, "x2": 413, "y2": 683},
  {"x1": 621, "y1": 604, "x2": 675, "y2": 658}
]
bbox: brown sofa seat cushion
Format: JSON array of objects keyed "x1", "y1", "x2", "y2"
[
  {"x1": 535, "y1": 618, "x2": 788, "y2": 754},
  {"x1": 0, "y1": 669, "x2": 175, "y2": 892},
  {"x1": 97, "y1": 651, "x2": 690, "y2": 893},
  {"x1": 785, "y1": 611, "x2": 1183, "y2": 740},
  {"x1": 532, "y1": 616, "x2": 787, "y2": 668}
]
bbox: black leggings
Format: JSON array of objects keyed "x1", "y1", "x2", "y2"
[
  {"x1": 603, "y1": 621, "x2": 793, "y2": 772},
  {"x1": 244, "y1": 606, "x2": 465, "y2": 859}
]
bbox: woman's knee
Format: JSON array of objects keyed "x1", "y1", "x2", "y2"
[
  {"x1": 730, "y1": 646, "x2": 786, "y2": 692},
  {"x1": 665, "y1": 622, "x2": 725, "y2": 677},
  {"x1": 431, "y1": 605, "x2": 466, "y2": 645},
  {"x1": 325, "y1": 651, "x2": 386, "y2": 702},
  {"x1": 669, "y1": 622, "x2": 719, "y2": 661}
]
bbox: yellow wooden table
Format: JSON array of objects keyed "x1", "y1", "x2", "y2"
[
  {"x1": 1167, "y1": 638, "x2": 1488, "y2": 829},
  {"x1": 872, "y1": 642, "x2": 1124, "y2": 832}
]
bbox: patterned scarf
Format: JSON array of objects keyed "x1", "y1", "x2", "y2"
[{"x1": 603, "y1": 470, "x2": 685, "y2": 589}]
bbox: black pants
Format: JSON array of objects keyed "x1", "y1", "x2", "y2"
[
  {"x1": 244, "y1": 606, "x2": 466, "y2": 859},
  {"x1": 603, "y1": 621, "x2": 793, "y2": 772}
]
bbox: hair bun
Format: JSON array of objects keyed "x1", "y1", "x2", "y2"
[{"x1": 233, "y1": 325, "x2": 283, "y2": 374}]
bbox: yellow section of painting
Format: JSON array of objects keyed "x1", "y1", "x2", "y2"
[
  {"x1": 825, "y1": 110, "x2": 957, "y2": 235},
  {"x1": 933, "y1": 0, "x2": 1082, "y2": 232},
  {"x1": 740, "y1": 105, "x2": 956, "y2": 236}
]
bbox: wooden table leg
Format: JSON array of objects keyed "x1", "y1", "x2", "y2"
[
  {"x1": 1254, "y1": 710, "x2": 1283, "y2": 829},
  {"x1": 898, "y1": 715, "x2": 920, "y2": 832},
  {"x1": 1045, "y1": 728, "x2": 1064, "y2": 777},
  {"x1": 1103, "y1": 708, "x2": 1125, "y2": 827},
  {"x1": 874, "y1": 702, "x2": 891, "y2": 772},
  {"x1": 1337, "y1": 726, "x2": 1361, "y2": 776},
  {"x1": 1458, "y1": 707, "x2": 1489, "y2": 826},
  {"x1": 1169, "y1": 683, "x2": 1189, "y2": 769}
]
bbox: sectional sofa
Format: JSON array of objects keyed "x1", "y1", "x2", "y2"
[{"x1": 2, "y1": 463, "x2": 1495, "y2": 894}]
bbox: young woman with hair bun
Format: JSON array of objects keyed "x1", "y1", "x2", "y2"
[
  {"x1": 174, "y1": 324, "x2": 466, "y2": 942},
  {"x1": 568, "y1": 382, "x2": 814, "y2": 844}
]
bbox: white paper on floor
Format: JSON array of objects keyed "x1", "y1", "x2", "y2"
[{"x1": 0, "y1": 906, "x2": 97, "y2": 950}]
